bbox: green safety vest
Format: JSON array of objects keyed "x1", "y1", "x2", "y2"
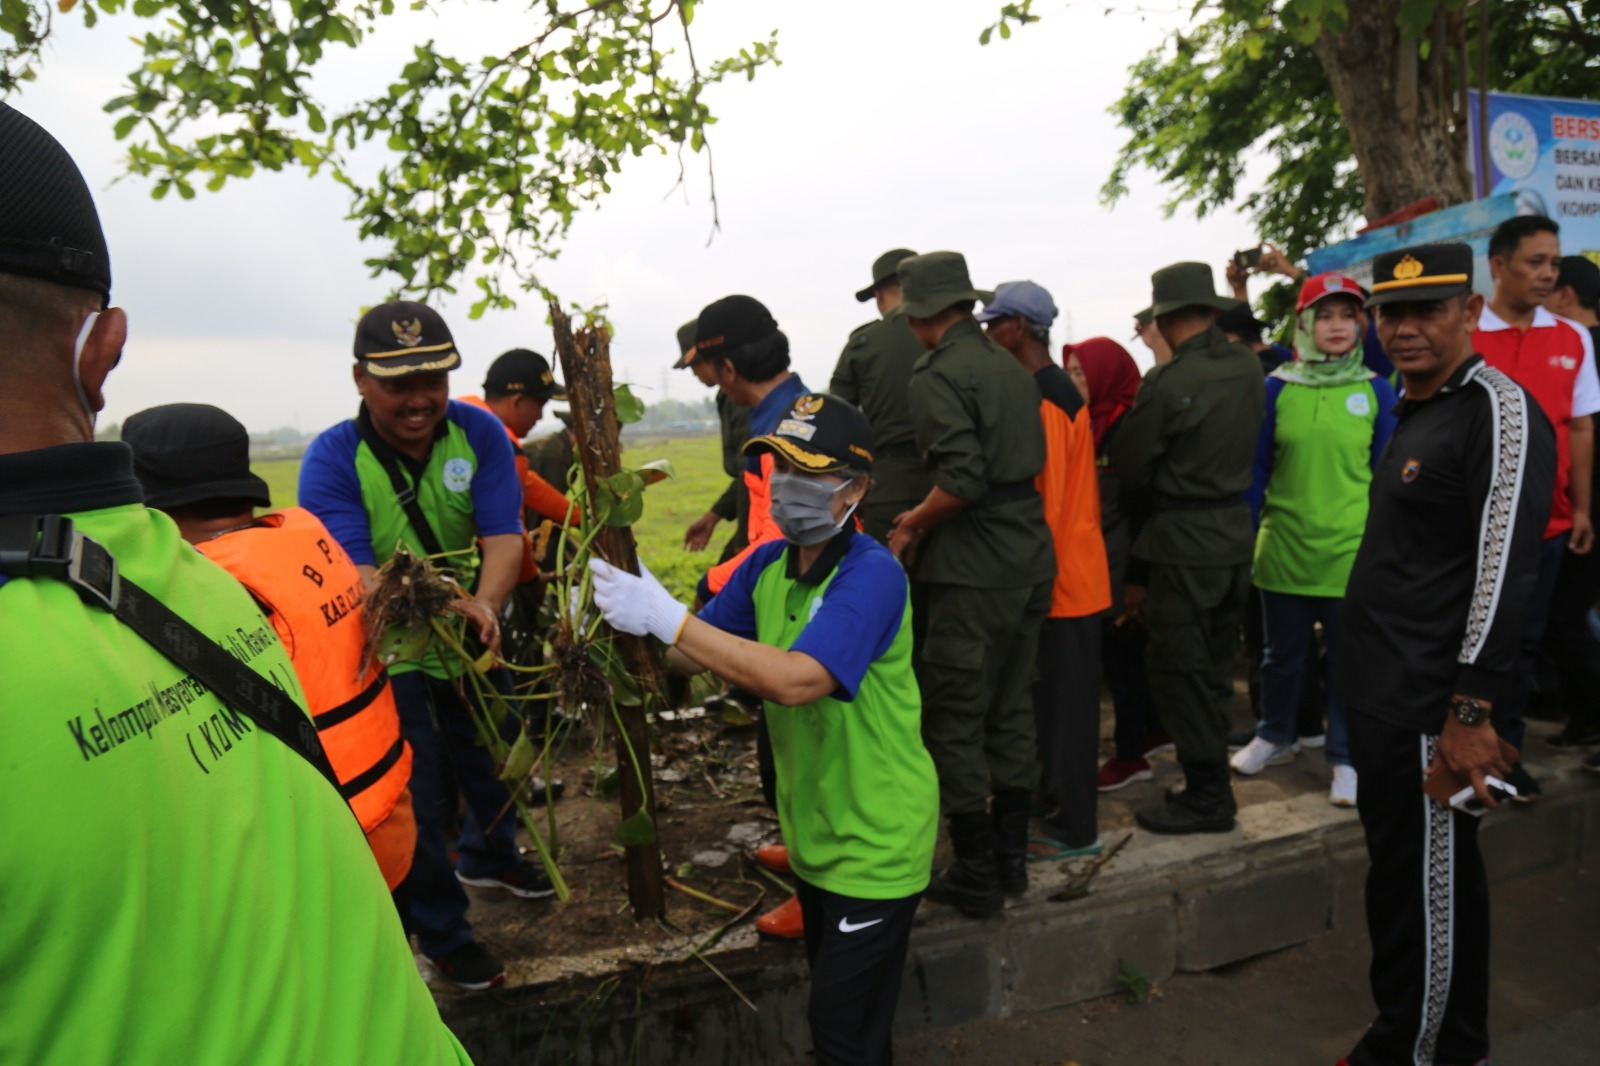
[
  {"x1": 0, "y1": 503, "x2": 470, "y2": 1065},
  {"x1": 750, "y1": 556, "x2": 938, "y2": 900},
  {"x1": 355, "y1": 418, "x2": 484, "y2": 678}
]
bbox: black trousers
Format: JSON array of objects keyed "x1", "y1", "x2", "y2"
[
  {"x1": 1544, "y1": 543, "x2": 1600, "y2": 737},
  {"x1": 1347, "y1": 712, "x2": 1490, "y2": 1066},
  {"x1": 1034, "y1": 615, "x2": 1103, "y2": 847},
  {"x1": 794, "y1": 878, "x2": 921, "y2": 1066}
]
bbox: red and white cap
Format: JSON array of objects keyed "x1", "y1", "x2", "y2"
[{"x1": 1296, "y1": 272, "x2": 1368, "y2": 314}]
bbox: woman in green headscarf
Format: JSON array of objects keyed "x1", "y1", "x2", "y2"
[{"x1": 1232, "y1": 274, "x2": 1399, "y2": 808}]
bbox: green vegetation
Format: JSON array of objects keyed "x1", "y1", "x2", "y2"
[{"x1": 249, "y1": 434, "x2": 725, "y2": 601}]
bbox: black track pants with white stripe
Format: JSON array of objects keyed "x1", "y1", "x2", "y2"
[{"x1": 1347, "y1": 711, "x2": 1490, "y2": 1066}]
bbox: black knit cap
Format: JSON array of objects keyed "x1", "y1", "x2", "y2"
[{"x1": 0, "y1": 103, "x2": 112, "y2": 306}]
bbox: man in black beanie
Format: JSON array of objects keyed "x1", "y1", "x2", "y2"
[{"x1": 0, "y1": 103, "x2": 471, "y2": 1062}]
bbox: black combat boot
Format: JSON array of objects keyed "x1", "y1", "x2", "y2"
[
  {"x1": 991, "y1": 789, "x2": 1031, "y2": 898},
  {"x1": 1136, "y1": 762, "x2": 1237, "y2": 835},
  {"x1": 925, "y1": 811, "x2": 1005, "y2": 918}
]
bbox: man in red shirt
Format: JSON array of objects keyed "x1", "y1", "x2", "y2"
[{"x1": 1472, "y1": 216, "x2": 1600, "y2": 799}]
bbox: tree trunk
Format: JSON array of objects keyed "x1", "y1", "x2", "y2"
[
  {"x1": 1311, "y1": 0, "x2": 1473, "y2": 222},
  {"x1": 548, "y1": 302, "x2": 667, "y2": 922}
]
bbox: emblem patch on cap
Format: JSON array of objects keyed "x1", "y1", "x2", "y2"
[
  {"x1": 791, "y1": 395, "x2": 825, "y2": 419},
  {"x1": 1401, "y1": 457, "x2": 1422, "y2": 483},
  {"x1": 777, "y1": 418, "x2": 817, "y2": 441},
  {"x1": 1326, "y1": 277, "x2": 1344, "y2": 291},
  {"x1": 392, "y1": 318, "x2": 424, "y2": 347},
  {"x1": 443, "y1": 456, "x2": 475, "y2": 492},
  {"x1": 1393, "y1": 255, "x2": 1424, "y2": 282}
]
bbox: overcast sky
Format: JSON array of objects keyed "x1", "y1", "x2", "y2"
[{"x1": 16, "y1": 0, "x2": 1268, "y2": 435}]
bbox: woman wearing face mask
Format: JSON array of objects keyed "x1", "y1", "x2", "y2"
[
  {"x1": 588, "y1": 393, "x2": 937, "y2": 1066},
  {"x1": 1232, "y1": 274, "x2": 1399, "y2": 807}
]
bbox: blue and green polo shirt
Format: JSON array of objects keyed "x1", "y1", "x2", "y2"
[
  {"x1": 299, "y1": 400, "x2": 522, "y2": 677},
  {"x1": 697, "y1": 529, "x2": 937, "y2": 899}
]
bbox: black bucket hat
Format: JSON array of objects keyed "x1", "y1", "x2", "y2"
[
  {"x1": 0, "y1": 103, "x2": 112, "y2": 305},
  {"x1": 123, "y1": 403, "x2": 271, "y2": 510}
]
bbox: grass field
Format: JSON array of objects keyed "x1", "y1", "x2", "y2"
[{"x1": 251, "y1": 434, "x2": 728, "y2": 601}]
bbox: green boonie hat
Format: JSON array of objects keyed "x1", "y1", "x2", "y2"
[
  {"x1": 672, "y1": 319, "x2": 699, "y2": 369},
  {"x1": 1148, "y1": 262, "x2": 1239, "y2": 318},
  {"x1": 855, "y1": 248, "x2": 918, "y2": 303},
  {"x1": 897, "y1": 251, "x2": 994, "y2": 320}
]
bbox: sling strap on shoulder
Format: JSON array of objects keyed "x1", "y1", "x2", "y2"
[
  {"x1": 0, "y1": 513, "x2": 340, "y2": 789},
  {"x1": 352, "y1": 417, "x2": 447, "y2": 559}
]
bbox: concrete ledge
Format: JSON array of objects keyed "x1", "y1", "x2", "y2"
[{"x1": 439, "y1": 755, "x2": 1600, "y2": 1065}]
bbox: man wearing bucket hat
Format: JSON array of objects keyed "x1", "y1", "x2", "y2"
[
  {"x1": 299, "y1": 300, "x2": 555, "y2": 992},
  {"x1": 830, "y1": 248, "x2": 934, "y2": 542},
  {"x1": 1108, "y1": 262, "x2": 1264, "y2": 835},
  {"x1": 0, "y1": 102, "x2": 469, "y2": 1061},
  {"x1": 888, "y1": 251, "x2": 1056, "y2": 916},
  {"x1": 676, "y1": 318, "x2": 755, "y2": 561},
  {"x1": 123, "y1": 402, "x2": 418, "y2": 895},
  {"x1": 1335, "y1": 242, "x2": 1555, "y2": 1066},
  {"x1": 586, "y1": 393, "x2": 937, "y2": 1066}
]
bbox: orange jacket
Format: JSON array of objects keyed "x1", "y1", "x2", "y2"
[
  {"x1": 198, "y1": 508, "x2": 415, "y2": 890},
  {"x1": 458, "y1": 395, "x2": 580, "y2": 527},
  {"x1": 706, "y1": 452, "x2": 783, "y2": 596},
  {"x1": 1037, "y1": 402, "x2": 1113, "y2": 619}
]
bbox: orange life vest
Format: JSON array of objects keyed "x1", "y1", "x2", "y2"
[{"x1": 197, "y1": 507, "x2": 415, "y2": 889}]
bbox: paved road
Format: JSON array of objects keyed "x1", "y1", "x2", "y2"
[{"x1": 897, "y1": 862, "x2": 1599, "y2": 1065}]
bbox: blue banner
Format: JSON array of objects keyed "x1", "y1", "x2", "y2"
[
  {"x1": 1305, "y1": 194, "x2": 1518, "y2": 296},
  {"x1": 1469, "y1": 89, "x2": 1600, "y2": 263}
]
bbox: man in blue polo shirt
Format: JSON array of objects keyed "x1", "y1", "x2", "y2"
[
  {"x1": 300, "y1": 301, "x2": 552, "y2": 991},
  {"x1": 588, "y1": 393, "x2": 936, "y2": 1066}
]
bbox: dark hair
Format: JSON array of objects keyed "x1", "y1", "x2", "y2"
[
  {"x1": 164, "y1": 498, "x2": 260, "y2": 523},
  {"x1": 697, "y1": 330, "x2": 791, "y2": 383},
  {"x1": 1578, "y1": 288, "x2": 1599, "y2": 313},
  {"x1": 1025, "y1": 321, "x2": 1051, "y2": 348},
  {"x1": 1489, "y1": 215, "x2": 1559, "y2": 261}
]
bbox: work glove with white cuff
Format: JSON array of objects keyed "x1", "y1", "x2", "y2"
[{"x1": 588, "y1": 558, "x2": 690, "y2": 646}]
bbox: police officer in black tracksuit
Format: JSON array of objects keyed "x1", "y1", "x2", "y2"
[{"x1": 1337, "y1": 244, "x2": 1555, "y2": 1066}]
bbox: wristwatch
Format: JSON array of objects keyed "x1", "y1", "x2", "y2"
[{"x1": 1450, "y1": 695, "x2": 1489, "y2": 727}]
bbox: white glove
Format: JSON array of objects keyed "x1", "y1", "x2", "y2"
[{"x1": 587, "y1": 558, "x2": 690, "y2": 645}]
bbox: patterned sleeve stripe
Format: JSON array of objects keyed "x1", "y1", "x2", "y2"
[{"x1": 1458, "y1": 364, "x2": 1530, "y2": 666}]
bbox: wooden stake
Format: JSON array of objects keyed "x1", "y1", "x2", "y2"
[{"x1": 548, "y1": 301, "x2": 667, "y2": 921}]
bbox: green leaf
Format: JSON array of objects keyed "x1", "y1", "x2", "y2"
[
  {"x1": 112, "y1": 114, "x2": 139, "y2": 140},
  {"x1": 595, "y1": 765, "x2": 621, "y2": 797},
  {"x1": 594, "y1": 470, "x2": 646, "y2": 527},
  {"x1": 498, "y1": 731, "x2": 536, "y2": 783},
  {"x1": 376, "y1": 623, "x2": 431, "y2": 665},
  {"x1": 613, "y1": 383, "x2": 644, "y2": 424},
  {"x1": 614, "y1": 808, "x2": 657, "y2": 846},
  {"x1": 633, "y1": 458, "x2": 675, "y2": 486}
]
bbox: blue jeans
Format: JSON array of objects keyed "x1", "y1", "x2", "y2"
[
  {"x1": 1256, "y1": 590, "x2": 1349, "y2": 767},
  {"x1": 1494, "y1": 531, "x2": 1569, "y2": 754},
  {"x1": 391, "y1": 669, "x2": 522, "y2": 957}
]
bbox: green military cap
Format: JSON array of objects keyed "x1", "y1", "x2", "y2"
[
  {"x1": 855, "y1": 248, "x2": 919, "y2": 303},
  {"x1": 1149, "y1": 262, "x2": 1239, "y2": 318},
  {"x1": 671, "y1": 318, "x2": 699, "y2": 369},
  {"x1": 897, "y1": 251, "x2": 994, "y2": 320}
]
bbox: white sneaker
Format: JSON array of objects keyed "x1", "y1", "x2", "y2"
[
  {"x1": 1230, "y1": 735, "x2": 1296, "y2": 775},
  {"x1": 1329, "y1": 765, "x2": 1358, "y2": 808},
  {"x1": 1298, "y1": 733, "x2": 1326, "y2": 750}
]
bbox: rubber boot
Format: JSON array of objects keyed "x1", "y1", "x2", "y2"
[
  {"x1": 1136, "y1": 762, "x2": 1237, "y2": 835},
  {"x1": 991, "y1": 789, "x2": 1031, "y2": 898},
  {"x1": 925, "y1": 811, "x2": 1005, "y2": 918}
]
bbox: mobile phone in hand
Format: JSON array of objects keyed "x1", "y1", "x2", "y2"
[{"x1": 1234, "y1": 246, "x2": 1263, "y2": 271}]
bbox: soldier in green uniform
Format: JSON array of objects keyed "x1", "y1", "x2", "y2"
[
  {"x1": 677, "y1": 318, "x2": 753, "y2": 563},
  {"x1": 888, "y1": 251, "x2": 1057, "y2": 917},
  {"x1": 831, "y1": 248, "x2": 934, "y2": 542},
  {"x1": 1109, "y1": 262, "x2": 1265, "y2": 834}
]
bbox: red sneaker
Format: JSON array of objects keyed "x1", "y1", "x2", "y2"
[
  {"x1": 756, "y1": 894, "x2": 804, "y2": 939},
  {"x1": 1142, "y1": 732, "x2": 1175, "y2": 757},
  {"x1": 755, "y1": 843, "x2": 791, "y2": 874},
  {"x1": 1097, "y1": 756, "x2": 1154, "y2": 792}
]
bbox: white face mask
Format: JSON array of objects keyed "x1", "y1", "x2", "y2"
[
  {"x1": 72, "y1": 311, "x2": 101, "y2": 429},
  {"x1": 769, "y1": 472, "x2": 859, "y2": 546}
]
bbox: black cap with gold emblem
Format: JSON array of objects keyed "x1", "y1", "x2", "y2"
[
  {"x1": 352, "y1": 300, "x2": 462, "y2": 376},
  {"x1": 743, "y1": 392, "x2": 875, "y2": 475},
  {"x1": 484, "y1": 348, "x2": 564, "y2": 399},
  {"x1": 1366, "y1": 243, "x2": 1474, "y2": 308}
]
